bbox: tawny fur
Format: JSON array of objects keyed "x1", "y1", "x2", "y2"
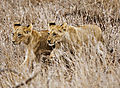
[
  {"x1": 47, "y1": 23, "x2": 104, "y2": 56},
  {"x1": 12, "y1": 23, "x2": 53, "y2": 67}
]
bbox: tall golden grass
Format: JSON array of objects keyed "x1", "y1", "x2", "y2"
[{"x1": 0, "y1": 0, "x2": 120, "y2": 88}]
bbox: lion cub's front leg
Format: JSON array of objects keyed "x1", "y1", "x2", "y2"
[
  {"x1": 20, "y1": 49, "x2": 29, "y2": 67},
  {"x1": 21, "y1": 49, "x2": 35, "y2": 69}
]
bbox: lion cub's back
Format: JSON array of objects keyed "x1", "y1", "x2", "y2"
[
  {"x1": 39, "y1": 30, "x2": 49, "y2": 40},
  {"x1": 40, "y1": 30, "x2": 49, "y2": 36},
  {"x1": 79, "y1": 25, "x2": 103, "y2": 42}
]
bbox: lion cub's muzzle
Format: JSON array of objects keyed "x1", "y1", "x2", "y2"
[
  {"x1": 47, "y1": 40, "x2": 51, "y2": 44},
  {"x1": 12, "y1": 41, "x2": 20, "y2": 45},
  {"x1": 47, "y1": 40, "x2": 55, "y2": 46},
  {"x1": 12, "y1": 41, "x2": 16, "y2": 45}
]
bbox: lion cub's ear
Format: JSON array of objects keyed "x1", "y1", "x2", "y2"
[
  {"x1": 48, "y1": 22, "x2": 56, "y2": 30},
  {"x1": 49, "y1": 22, "x2": 56, "y2": 26},
  {"x1": 24, "y1": 24, "x2": 33, "y2": 34},
  {"x1": 14, "y1": 22, "x2": 21, "y2": 29},
  {"x1": 61, "y1": 23, "x2": 67, "y2": 27},
  {"x1": 27, "y1": 24, "x2": 33, "y2": 29}
]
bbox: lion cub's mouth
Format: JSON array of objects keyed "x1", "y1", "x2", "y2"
[
  {"x1": 48, "y1": 43, "x2": 55, "y2": 46},
  {"x1": 47, "y1": 40, "x2": 55, "y2": 47},
  {"x1": 12, "y1": 41, "x2": 21, "y2": 45},
  {"x1": 52, "y1": 44, "x2": 55, "y2": 48}
]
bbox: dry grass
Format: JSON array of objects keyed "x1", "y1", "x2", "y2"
[{"x1": 0, "y1": 0, "x2": 120, "y2": 88}]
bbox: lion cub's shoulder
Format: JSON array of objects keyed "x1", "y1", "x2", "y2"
[{"x1": 39, "y1": 30, "x2": 49, "y2": 36}]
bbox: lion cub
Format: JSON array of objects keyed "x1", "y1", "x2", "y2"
[
  {"x1": 47, "y1": 22, "x2": 104, "y2": 57},
  {"x1": 12, "y1": 23, "x2": 53, "y2": 67},
  {"x1": 47, "y1": 22, "x2": 104, "y2": 47}
]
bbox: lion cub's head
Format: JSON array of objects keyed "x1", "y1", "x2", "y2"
[
  {"x1": 47, "y1": 22, "x2": 68, "y2": 46},
  {"x1": 12, "y1": 23, "x2": 33, "y2": 45}
]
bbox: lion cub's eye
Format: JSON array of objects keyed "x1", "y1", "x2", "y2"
[
  {"x1": 63, "y1": 29, "x2": 66, "y2": 31},
  {"x1": 18, "y1": 33, "x2": 22, "y2": 37},
  {"x1": 58, "y1": 30, "x2": 61, "y2": 32},
  {"x1": 48, "y1": 33, "x2": 50, "y2": 35},
  {"x1": 53, "y1": 33, "x2": 57, "y2": 36}
]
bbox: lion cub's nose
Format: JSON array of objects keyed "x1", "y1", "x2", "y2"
[
  {"x1": 12, "y1": 41, "x2": 15, "y2": 44},
  {"x1": 48, "y1": 40, "x2": 51, "y2": 44}
]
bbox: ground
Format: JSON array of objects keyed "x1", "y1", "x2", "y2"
[{"x1": 0, "y1": 0, "x2": 120, "y2": 88}]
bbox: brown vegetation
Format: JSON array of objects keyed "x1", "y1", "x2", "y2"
[{"x1": 0, "y1": 0, "x2": 120, "y2": 88}]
